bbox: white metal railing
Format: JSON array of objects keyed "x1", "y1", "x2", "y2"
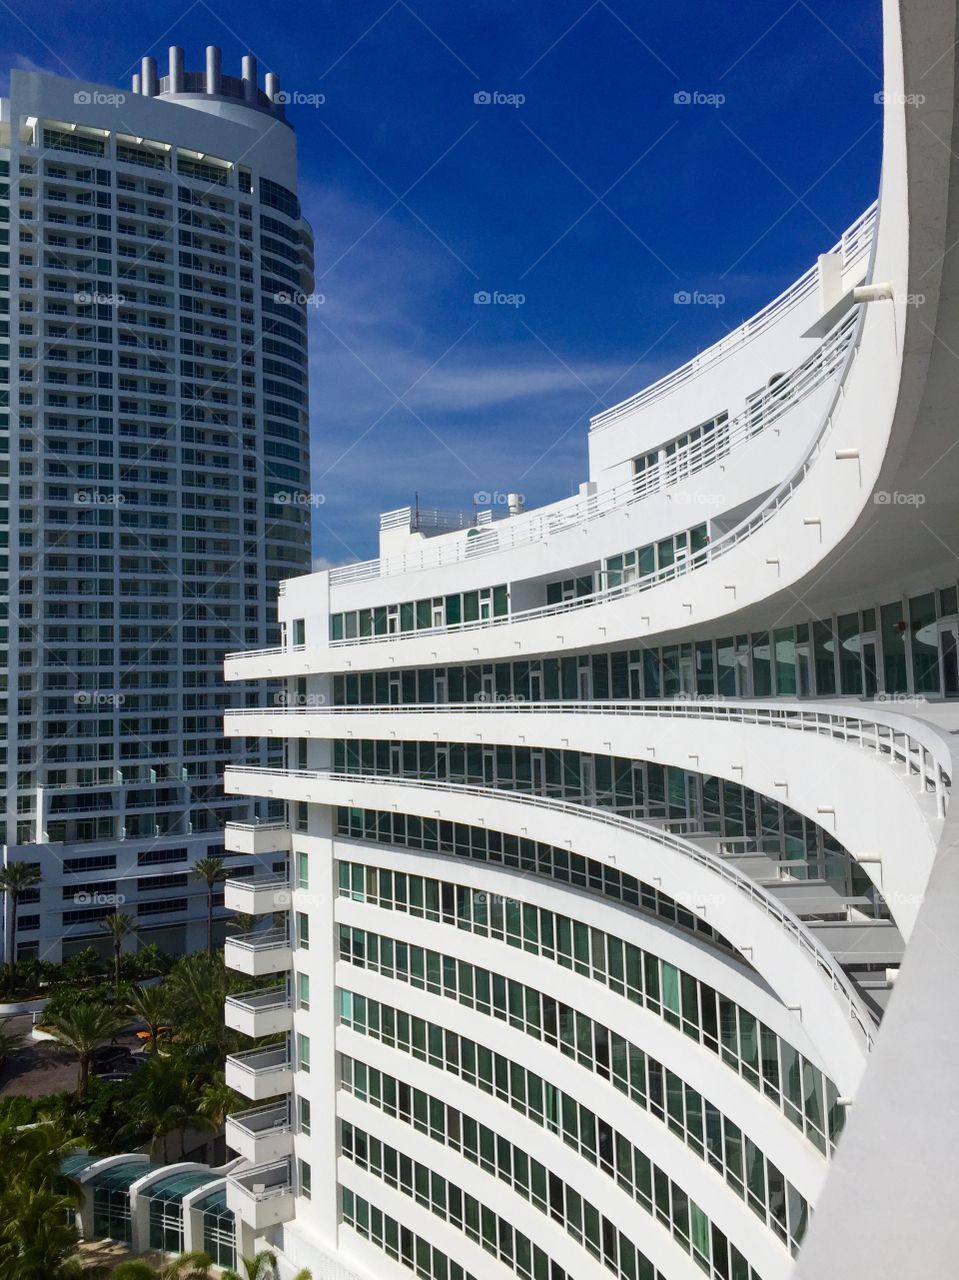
[
  {"x1": 226, "y1": 1045, "x2": 291, "y2": 1074},
  {"x1": 225, "y1": 929, "x2": 289, "y2": 952},
  {"x1": 225, "y1": 764, "x2": 878, "y2": 1051},
  {"x1": 226, "y1": 820, "x2": 290, "y2": 833},
  {"x1": 225, "y1": 986, "x2": 289, "y2": 1013},
  {"x1": 316, "y1": 308, "x2": 859, "y2": 591},
  {"x1": 229, "y1": 1158, "x2": 292, "y2": 1198},
  {"x1": 225, "y1": 872, "x2": 290, "y2": 891},
  {"x1": 224, "y1": 218, "x2": 875, "y2": 667},
  {"x1": 380, "y1": 505, "x2": 480, "y2": 533},
  {"x1": 227, "y1": 1101, "x2": 291, "y2": 1136},
  {"x1": 224, "y1": 699, "x2": 951, "y2": 817},
  {"x1": 319, "y1": 303, "x2": 867, "y2": 647},
  {"x1": 590, "y1": 203, "x2": 876, "y2": 431}
]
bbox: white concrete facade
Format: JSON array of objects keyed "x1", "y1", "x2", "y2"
[
  {"x1": 0, "y1": 46, "x2": 312, "y2": 964},
  {"x1": 219, "y1": 3, "x2": 959, "y2": 1278}
]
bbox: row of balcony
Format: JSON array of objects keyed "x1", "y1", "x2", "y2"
[{"x1": 221, "y1": 821, "x2": 297, "y2": 1229}]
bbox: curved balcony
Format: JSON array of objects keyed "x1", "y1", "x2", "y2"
[
  {"x1": 226, "y1": 763, "x2": 875, "y2": 1094},
  {"x1": 224, "y1": 697, "x2": 950, "y2": 938}
]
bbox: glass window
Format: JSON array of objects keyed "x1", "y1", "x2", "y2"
[
  {"x1": 910, "y1": 593, "x2": 940, "y2": 693},
  {"x1": 773, "y1": 628, "x2": 797, "y2": 695},
  {"x1": 813, "y1": 620, "x2": 836, "y2": 694},
  {"x1": 836, "y1": 613, "x2": 863, "y2": 695},
  {"x1": 880, "y1": 600, "x2": 909, "y2": 692},
  {"x1": 752, "y1": 632, "x2": 772, "y2": 695}
]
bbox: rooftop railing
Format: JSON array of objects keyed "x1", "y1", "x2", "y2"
[
  {"x1": 316, "y1": 308, "x2": 859, "y2": 591},
  {"x1": 590, "y1": 203, "x2": 876, "y2": 431},
  {"x1": 309, "y1": 302, "x2": 866, "y2": 652}
]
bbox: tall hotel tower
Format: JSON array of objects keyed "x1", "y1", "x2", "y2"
[
  {"x1": 0, "y1": 48, "x2": 313, "y2": 962},
  {"x1": 217, "y1": 2, "x2": 959, "y2": 1279}
]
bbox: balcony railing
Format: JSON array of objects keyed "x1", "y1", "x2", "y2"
[
  {"x1": 224, "y1": 698, "x2": 952, "y2": 817},
  {"x1": 227, "y1": 1100, "x2": 291, "y2": 1139},
  {"x1": 226, "y1": 761, "x2": 887, "y2": 1054},
  {"x1": 225, "y1": 928, "x2": 289, "y2": 953},
  {"x1": 226, "y1": 1157, "x2": 295, "y2": 1228},
  {"x1": 225, "y1": 814, "x2": 291, "y2": 855},
  {"x1": 224, "y1": 986, "x2": 289, "y2": 1018},
  {"x1": 225, "y1": 872, "x2": 290, "y2": 891},
  {"x1": 225, "y1": 1045, "x2": 291, "y2": 1077},
  {"x1": 224, "y1": 872, "x2": 291, "y2": 917}
]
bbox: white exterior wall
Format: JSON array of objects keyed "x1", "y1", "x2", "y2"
[
  {"x1": 218, "y1": 2, "x2": 959, "y2": 1277},
  {"x1": 0, "y1": 51, "x2": 312, "y2": 964}
]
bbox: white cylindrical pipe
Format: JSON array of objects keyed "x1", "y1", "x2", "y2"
[
  {"x1": 242, "y1": 54, "x2": 258, "y2": 102},
  {"x1": 132, "y1": 72, "x2": 142, "y2": 94},
  {"x1": 141, "y1": 56, "x2": 158, "y2": 97},
  {"x1": 206, "y1": 44, "x2": 222, "y2": 95},
  {"x1": 169, "y1": 45, "x2": 184, "y2": 93},
  {"x1": 265, "y1": 71, "x2": 281, "y2": 102}
]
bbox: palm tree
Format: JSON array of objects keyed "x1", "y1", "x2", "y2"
[
  {"x1": 128, "y1": 983, "x2": 169, "y2": 1054},
  {"x1": 222, "y1": 1250, "x2": 311, "y2": 1280},
  {"x1": 192, "y1": 856, "x2": 229, "y2": 953},
  {"x1": 227, "y1": 911, "x2": 255, "y2": 936},
  {"x1": 39, "y1": 1002, "x2": 125, "y2": 1096},
  {"x1": 100, "y1": 910, "x2": 137, "y2": 989},
  {"x1": 163, "y1": 950, "x2": 246, "y2": 1062},
  {"x1": 198, "y1": 1073, "x2": 244, "y2": 1128},
  {"x1": 0, "y1": 1183, "x2": 84, "y2": 1279},
  {"x1": 119, "y1": 1054, "x2": 214, "y2": 1163},
  {"x1": 0, "y1": 862, "x2": 41, "y2": 973}
]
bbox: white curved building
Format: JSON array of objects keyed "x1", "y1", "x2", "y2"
[{"x1": 219, "y1": 2, "x2": 959, "y2": 1277}]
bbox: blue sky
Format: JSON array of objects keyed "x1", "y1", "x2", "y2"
[{"x1": 2, "y1": 1, "x2": 882, "y2": 565}]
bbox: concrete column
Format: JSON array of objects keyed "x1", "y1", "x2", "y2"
[
  {"x1": 237, "y1": 1215, "x2": 258, "y2": 1260},
  {"x1": 129, "y1": 1190, "x2": 151, "y2": 1253},
  {"x1": 76, "y1": 1189, "x2": 95, "y2": 1241},
  {"x1": 169, "y1": 46, "x2": 184, "y2": 93},
  {"x1": 206, "y1": 45, "x2": 222, "y2": 95}
]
